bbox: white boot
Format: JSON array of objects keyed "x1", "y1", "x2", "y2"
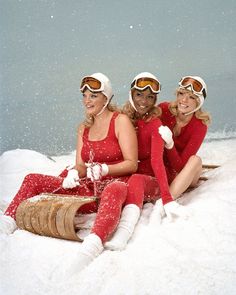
[
  {"x1": 50, "y1": 233, "x2": 103, "y2": 281},
  {"x1": 70, "y1": 233, "x2": 104, "y2": 274},
  {"x1": 105, "y1": 204, "x2": 140, "y2": 251},
  {"x1": 0, "y1": 215, "x2": 17, "y2": 234}
]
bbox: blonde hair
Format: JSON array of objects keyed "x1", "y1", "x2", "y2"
[{"x1": 168, "y1": 88, "x2": 211, "y2": 126}]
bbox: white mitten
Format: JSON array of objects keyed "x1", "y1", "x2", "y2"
[
  {"x1": 163, "y1": 201, "x2": 189, "y2": 221},
  {"x1": 0, "y1": 215, "x2": 17, "y2": 234},
  {"x1": 62, "y1": 169, "x2": 80, "y2": 189},
  {"x1": 86, "y1": 163, "x2": 109, "y2": 181},
  {"x1": 149, "y1": 199, "x2": 165, "y2": 225},
  {"x1": 158, "y1": 125, "x2": 174, "y2": 149}
]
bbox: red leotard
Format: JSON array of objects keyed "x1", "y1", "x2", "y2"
[
  {"x1": 5, "y1": 112, "x2": 129, "y2": 242},
  {"x1": 159, "y1": 102, "x2": 207, "y2": 182},
  {"x1": 126, "y1": 117, "x2": 173, "y2": 207}
]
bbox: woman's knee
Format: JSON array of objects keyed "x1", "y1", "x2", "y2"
[
  {"x1": 23, "y1": 173, "x2": 41, "y2": 183},
  {"x1": 188, "y1": 156, "x2": 202, "y2": 186},
  {"x1": 128, "y1": 174, "x2": 146, "y2": 186},
  {"x1": 101, "y1": 181, "x2": 127, "y2": 203},
  {"x1": 188, "y1": 155, "x2": 202, "y2": 172}
]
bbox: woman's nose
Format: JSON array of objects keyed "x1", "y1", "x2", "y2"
[
  {"x1": 182, "y1": 94, "x2": 189, "y2": 101},
  {"x1": 83, "y1": 96, "x2": 90, "y2": 104},
  {"x1": 139, "y1": 96, "x2": 148, "y2": 103}
]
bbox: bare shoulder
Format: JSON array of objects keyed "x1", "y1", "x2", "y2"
[
  {"x1": 115, "y1": 113, "x2": 135, "y2": 138},
  {"x1": 116, "y1": 113, "x2": 132, "y2": 126},
  {"x1": 77, "y1": 123, "x2": 85, "y2": 135}
]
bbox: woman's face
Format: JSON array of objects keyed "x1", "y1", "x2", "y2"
[
  {"x1": 132, "y1": 88, "x2": 157, "y2": 115},
  {"x1": 176, "y1": 88, "x2": 199, "y2": 115},
  {"x1": 82, "y1": 89, "x2": 107, "y2": 116}
]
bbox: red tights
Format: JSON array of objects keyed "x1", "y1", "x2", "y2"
[
  {"x1": 126, "y1": 174, "x2": 160, "y2": 208},
  {"x1": 4, "y1": 172, "x2": 127, "y2": 243}
]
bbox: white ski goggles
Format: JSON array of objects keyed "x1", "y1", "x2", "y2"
[
  {"x1": 179, "y1": 76, "x2": 206, "y2": 98},
  {"x1": 80, "y1": 76, "x2": 104, "y2": 93},
  {"x1": 131, "y1": 77, "x2": 161, "y2": 94}
]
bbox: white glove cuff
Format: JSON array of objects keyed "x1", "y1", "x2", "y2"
[
  {"x1": 101, "y1": 164, "x2": 109, "y2": 176},
  {"x1": 166, "y1": 141, "x2": 174, "y2": 149}
]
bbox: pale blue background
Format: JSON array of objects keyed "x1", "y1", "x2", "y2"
[{"x1": 1, "y1": 0, "x2": 236, "y2": 155}]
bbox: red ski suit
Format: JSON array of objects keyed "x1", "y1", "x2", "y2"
[
  {"x1": 126, "y1": 117, "x2": 173, "y2": 208},
  {"x1": 5, "y1": 112, "x2": 131, "y2": 243},
  {"x1": 159, "y1": 102, "x2": 208, "y2": 183}
]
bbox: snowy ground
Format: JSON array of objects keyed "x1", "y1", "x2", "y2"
[{"x1": 0, "y1": 139, "x2": 236, "y2": 295}]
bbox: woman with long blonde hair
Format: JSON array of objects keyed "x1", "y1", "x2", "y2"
[
  {"x1": 1, "y1": 73, "x2": 138, "y2": 274},
  {"x1": 158, "y1": 76, "x2": 211, "y2": 199}
]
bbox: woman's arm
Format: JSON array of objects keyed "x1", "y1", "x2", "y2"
[
  {"x1": 165, "y1": 123, "x2": 207, "y2": 172},
  {"x1": 151, "y1": 122, "x2": 173, "y2": 204},
  {"x1": 107, "y1": 113, "x2": 138, "y2": 176},
  {"x1": 74, "y1": 124, "x2": 87, "y2": 177}
]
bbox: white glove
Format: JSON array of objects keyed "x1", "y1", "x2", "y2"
[
  {"x1": 158, "y1": 125, "x2": 174, "y2": 149},
  {"x1": 0, "y1": 215, "x2": 17, "y2": 234},
  {"x1": 62, "y1": 169, "x2": 80, "y2": 189},
  {"x1": 163, "y1": 201, "x2": 189, "y2": 221},
  {"x1": 86, "y1": 163, "x2": 109, "y2": 181},
  {"x1": 149, "y1": 199, "x2": 165, "y2": 225}
]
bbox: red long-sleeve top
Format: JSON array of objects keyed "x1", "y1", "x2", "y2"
[
  {"x1": 159, "y1": 102, "x2": 207, "y2": 180},
  {"x1": 136, "y1": 117, "x2": 173, "y2": 204}
]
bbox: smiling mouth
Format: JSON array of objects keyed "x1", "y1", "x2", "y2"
[
  {"x1": 179, "y1": 103, "x2": 189, "y2": 109},
  {"x1": 138, "y1": 105, "x2": 148, "y2": 109},
  {"x1": 85, "y1": 104, "x2": 94, "y2": 109}
]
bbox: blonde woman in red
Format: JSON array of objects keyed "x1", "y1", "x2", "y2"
[
  {"x1": 0, "y1": 73, "x2": 138, "y2": 272},
  {"x1": 158, "y1": 76, "x2": 210, "y2": 199}
]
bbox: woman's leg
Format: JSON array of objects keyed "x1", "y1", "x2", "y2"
[
  {"x1": 105, "y1": 174, "x2": 159, "y2": 251},
  {"x1": 4, "y1": 173, "x2": 64, "y2": 219},
  {"x1": 170, "y1": 155, "x2": 202, "y2": 199},
  {"x1": 126, "y1": 174, "x2": 160, "y2": 206},
  {"x1": 91, "y1": 181, "x2": 128, "y2": 243},
  {"x1": 70, "y1": 181, "x2": 127, "y2": 273}
]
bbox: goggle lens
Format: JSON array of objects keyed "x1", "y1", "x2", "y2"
[
  {"x1": 131, "y1": 77, "x2": 161, "y2": 93},
  {"x1": 180, "y1": 77, "x2": 206, "y2": 98},
  {"x1": 80, "y1": 77, "x2": 102, "y2": 92}
]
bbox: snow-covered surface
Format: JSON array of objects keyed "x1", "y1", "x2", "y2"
[{"x1": 0, "y1": 139, "x2": 236, "y2": 295}]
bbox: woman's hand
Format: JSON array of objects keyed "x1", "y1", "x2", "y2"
[
  {"x1": 62, "y1": 169, "x2": 80, "y2": 189},
  {"x1": 158, "y1": 126, "x2": 174, "y2": 149},
  {"x1": 163, "y1": 201, "x2": 189, "y2": 221},
  {"x1": 85, "y1": 163, "x2": 109, "y2": 181}
]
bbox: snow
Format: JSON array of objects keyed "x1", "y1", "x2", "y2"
[{"x1": 1, "y1": 139, "x2": 236, "y2": 295}]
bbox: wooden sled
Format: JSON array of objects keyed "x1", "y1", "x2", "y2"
[
  {"x1": 15, "y1": 193, "x2": 96, "y2": 242},
  {"x1": 199, "y1": 164, "x2": 220, "y2": 181}
]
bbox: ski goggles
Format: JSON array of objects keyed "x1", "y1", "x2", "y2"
[
  {"x1": 80, "y1": 76, "x2": 104, "y2": 92},
  {"x1": 131, "y1": 77, "x2": 161, "y2": 94},
  {"x1": 179, "y1": 76, "x2": 206, "y2": 98}
]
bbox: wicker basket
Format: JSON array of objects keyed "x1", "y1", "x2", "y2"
[{"x1": 15, "y1": 193, "x2": 96, "y2": 241}]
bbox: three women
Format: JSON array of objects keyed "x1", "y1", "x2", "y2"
[{"x1": 0, "y1": 72, "x2": 209, "y2": 270}]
